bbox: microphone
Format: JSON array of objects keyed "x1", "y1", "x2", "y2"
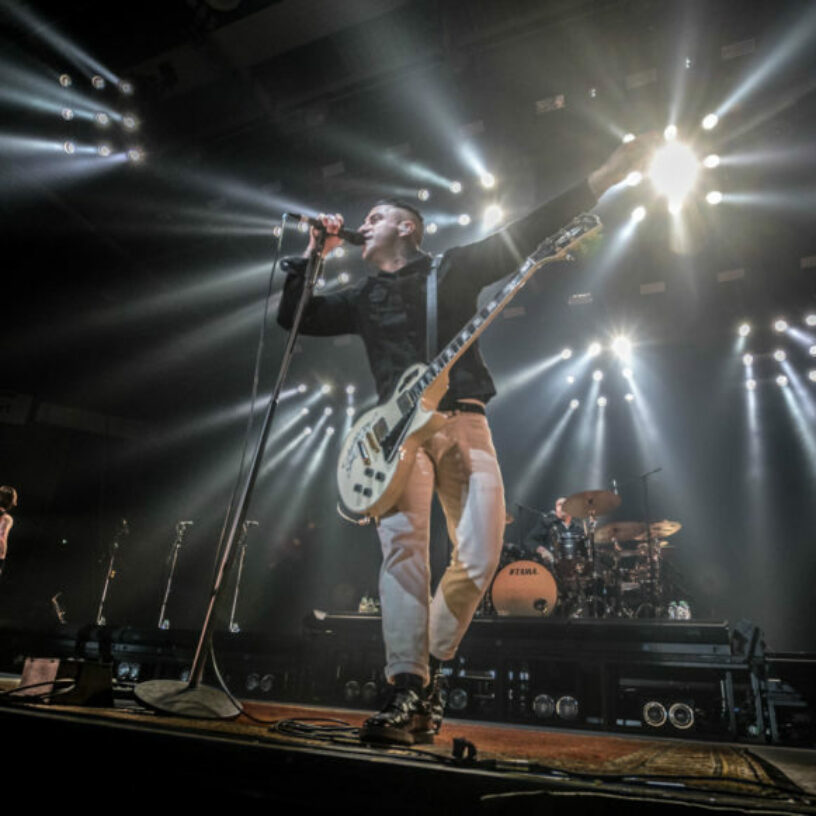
[{"x1": 284, "y1": 213, "x2": 365, "y2": 246}]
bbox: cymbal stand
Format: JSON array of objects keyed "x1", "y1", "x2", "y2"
[
  {"x1": 134, "y1": 229, "x2": 328, "y2": 719},
  {"x1": 227, "y1": 520, "x2": 258, "y2": 633},
  {"x1": 158, "y1": 521, "x2": 194, "y2": 629},
  {"x1": 639, "y1": 467, "x2": 662, "y2": 616},
  {"x1": 95, "y1": 519, "x2": 129, "y2": 626}
]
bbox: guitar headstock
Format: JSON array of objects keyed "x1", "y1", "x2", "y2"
[{"x1": 531, "y1": 213, "x2": 603, "y2": 265}]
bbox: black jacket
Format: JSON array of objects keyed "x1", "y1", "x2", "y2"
[{"x1": 277, "y1": 180, "x2": 597, "y2": 409}]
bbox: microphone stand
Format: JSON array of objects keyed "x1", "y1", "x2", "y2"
[
  {"x1": 228, "y1": 520, "x2": 258, "y2": 633},
  {"x1": 134, "y1": 232, "x2": 328, "y2": 719},
  {"x1": 157, "y1": 521, "x2": 194, "y2": 629},
  {"x1": 95, "y1": 519, "x2": 129, "y2": 626}
]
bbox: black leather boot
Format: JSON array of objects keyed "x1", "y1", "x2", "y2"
[
  {"x1": 425, "y1": 657, "x2": 447, "y2": 734},
  {"x1": 360, "y1": 674, "x2": 433, "y2": 746}
]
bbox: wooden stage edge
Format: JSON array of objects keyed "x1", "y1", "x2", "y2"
[{"x1": 1, "y1": 683, "x2": 814, "y2": 814}]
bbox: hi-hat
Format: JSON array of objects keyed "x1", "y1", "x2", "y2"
[
  {"x1": 595, "y1": 521, "x2": 646, "y2": 544},
  {"x1": 563, "y1": 490, "x2": 621, "y2": 519}
]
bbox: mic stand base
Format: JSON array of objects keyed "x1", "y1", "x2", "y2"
[{"x1": 134, "y1": 679, "x2": 241, "y2": 720}]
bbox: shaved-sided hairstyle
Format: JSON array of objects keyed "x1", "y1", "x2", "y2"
[{"x1": 375, "y1": 198, "x2": 424, "y2": 244}]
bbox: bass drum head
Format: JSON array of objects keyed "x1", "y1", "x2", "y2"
[{"x1": 491, "y1": 560, "x2": 558, "y2": 617}]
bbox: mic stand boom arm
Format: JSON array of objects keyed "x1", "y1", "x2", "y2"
[{"x1": 134, "y1": 234, "x2": 328, "y2": 719}]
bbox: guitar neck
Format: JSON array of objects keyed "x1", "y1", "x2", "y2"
[{"x1": 407, "y1": 213, "x2": 601, "y2": 402}]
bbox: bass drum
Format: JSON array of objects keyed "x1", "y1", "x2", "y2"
[{"x1": 490, "y1": 559, "x2": 559, "y2": 617}]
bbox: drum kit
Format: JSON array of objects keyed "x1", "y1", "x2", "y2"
[{"x1": 483, "y1": 489, "x2": 683, "y2": 620}]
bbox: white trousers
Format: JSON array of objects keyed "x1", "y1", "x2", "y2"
[{"x1": 376, "y1": 411, "x2": 505, "y2": 685}]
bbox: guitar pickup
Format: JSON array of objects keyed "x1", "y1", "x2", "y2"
[{"x1": 356, "y1": 440, "x2": 371, "y2": 466}]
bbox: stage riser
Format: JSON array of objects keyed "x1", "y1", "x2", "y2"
[{"x1": 1, "y1": 621, "x2": 813, "y2": 746}]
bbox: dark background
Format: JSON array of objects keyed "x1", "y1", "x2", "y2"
[{"x1": 1, "y1": 0, "x2": 814, "y2": 650}]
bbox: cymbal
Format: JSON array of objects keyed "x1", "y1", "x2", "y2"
[
  {"x1": 635, "y1": 520, "x2": 682, "y2": 541},
  {"x1": 595, "y1": 521, "x2": 646, "y2": 544},
  {"x1": 563, "y1": 490, "x2": 621, "y2": 519}
]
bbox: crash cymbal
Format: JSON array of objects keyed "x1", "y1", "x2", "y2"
[
  {"x1": 563, "y1": 489, "x2": 621, "y2": 519},
  {"x1": 635, "y1": 520, "x2": 682, "y2": 541},
  {"x1": 594, "y1": 521, "x2": 647, "y2": 544}
]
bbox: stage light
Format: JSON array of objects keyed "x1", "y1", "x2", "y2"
[
  {"x1": 776, "y1": 375, "x2": 788, "y2": 387},
  {"x1": 742, "y1": 353, "x2": 753, "y2": 366},
  {"x1": 631, "y1": 206, "x2": 646, "y2": 222},
  {"x1": 61, "y1": 108, "x2": 74, "y2": 121},
  {"x1": 480, "y1": 172, "x2": 496, "y2": 189},
  {"x1": 560, "y1": 348, "x2": 572, "y2": 360},
  {"x1": 649, "y1": 142, "x2": 699, "y2": 205},
  {"x1": 63, "y1": 141, "x2": 75, "y2": 155},
  {"x1": 320, "y1": 384, "x2": 332, "y2": 394},
  {"x1": 316, "y1": 278, "x2": 326, "y2": 289},
  {"x1": 625, "y1": 171, "x2": 642, "y2": 186},
  {"x1": 338, "y1": 272, "x2": 350, "y2": 284},
  {"x1": 738, "y1": 323, "x2": 751, "y2": 337},
  {"x1": 298, "y1": 383, "x2": 307, "y2": 393},
  {"x1": 122, "y1": 115, "x2": 138, "y2": 131},
  {"x1": 59, "y1": 73, "x2": 72, "y2": 88},
  {"x1": 589, "y1": 87, "x2": 598, "y2": 98},
  {"x1": 684, "y1": 57, "x2": 692, "y2": 69},
  {"x1": 566, "y1": 375, "x2": 575, "y2": 384},
  {"x1": 458, "y1": 213, "x2": 471, "y2": 226},
  {"x1": 323, "y1": 406, "x2": 334, "y2": 417},
  {"x1": 706, "y1": 190, "x2": 723, "y2": 205},
  {"x1": 345, "y1": 385, "x2": 356, "y2": 395},
  {"x1": 97, "y1": 144, "x2": 112, "y2": 157},
  {"x1": 622, "y1": 133, "x2": 635, "y2": 143},
  {"x1": 774, "y1": 319, "x2": 788, "y2": 332},
  {"x1": 119, "y1": 79, "x2": 134, "y2": 95},
  {"x1": 773, "y1": 350, "x2": 786, "y2": 362},
  {"x1": 300, "y1": 407, "x2": 309, "y2": 415},
  {"x1": 449, "y1": 180, "x2": 462, "y2": 194},
  {"x1": 663, "y1": 124, "x2": 678, "y2": 141},
  {"x1": 426, "y1": 222, "x2": 438, "y2": 235},
  {"x1": 417, "y1": 188, "x2": 430, "y2": 201},
  {"x1": 304, "y1": 426, "x2": 313, "y2": 435},
  {"x1": 91, "y1": 75, "x2": 106, "y2": 90},
  {"x1": 746, "y1": 379, "x2": 757, "y2": 391},
  {"x1": 333, "y1": 247, "x2": 346, "y2": 259},
  {"x1": 346, "y1": 406, "x2": 355, "y2": 416},
  {"x1": 625, "y1": 392, "x2": 635, "y2": 402},
  {"x1": 532, "y1": 693, "x2": 555, "y2": 718},
  {"x1": 592, "y1": 370, "x2": 603, "y2": 381},
  {"x1": 809, "y1": 370, "x2": 816, "y2": 382},
  {"x1": 588, "y1": 342, "x2": 602, "y2": 357},
  {"x1": 622, "y1": 367, "x2": 633, "y2": 380},
  {"x1": 326, "y1": 426, "x2": 336, "y2": 436},
  {"x1": 556, "y1": 695, "x2": 579, "y2": 720},
  {"x1": 273, "y1": 225, "x2": 283, "y2": 238},
  {"x1": 611, "y1": 336, "x2": 632, "y2": 358},
  {"x1": 668, "y1": 199, "x2": 683, "y2": 215},
  {"x1": 483, "y1": 204, "x2": 503, "y2": 229},
  {"x1": 94, "y1": 112, "x2": 110, "y2": 127},
  {"x1": 703, "y1": 154, "x2": 720, "y2": 169},
  {"x1": 569, "y1": 399, "x2": 580, "y2": 409},
  {"x1": 127, "y1": 148, "x2": 144, "y2": 163},
  {"x1": 806, "y1": 314, "x2": 816, "y2": 327},
  {"x1": 597, "y1": 396, "x2": 607, "y2": 407},
  {"x1": 702, "y1": 113, "x2": 719, "y2": 130},
  {"x1": 810, "y1": 345, "x2": 816, "y2": 357}
]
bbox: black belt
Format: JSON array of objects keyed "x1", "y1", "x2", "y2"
[{"x1": 449, "y1": 401, "x2": 486, "y2": 416}]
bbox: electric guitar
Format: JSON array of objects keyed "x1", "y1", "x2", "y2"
[{"x1": 337, "y1": 212, "x2": 602, "y2": 518}]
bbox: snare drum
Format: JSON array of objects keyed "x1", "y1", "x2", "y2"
[{"x1": 490, "y1": 560, "x2": 559, "y2": 616}]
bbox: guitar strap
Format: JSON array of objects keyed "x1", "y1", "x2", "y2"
[{"x1": 425, "y1": 253, "x2": 444, "y2": 361}]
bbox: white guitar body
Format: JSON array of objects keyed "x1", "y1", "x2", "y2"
[{"x1": 337, "y1": 363, "x2": 449, "y2": 518}]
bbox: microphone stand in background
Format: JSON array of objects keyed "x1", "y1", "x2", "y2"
[
  {"x1": 95, "y1": 519, "x2": 129, "y2": 627},
  {"x1": 134, "y1": 228, "x2": 329, "y2": 719},
  {"x1": 228, "y1": 520, "x2": 258, "y2": 634},
  {"x1": 157, "y1": 521, "x2": 194, "y2": 630}
]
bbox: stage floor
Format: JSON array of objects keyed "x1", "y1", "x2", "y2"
[{"x1": 1, "y1": 675, "x2": 814, "y2": 813}]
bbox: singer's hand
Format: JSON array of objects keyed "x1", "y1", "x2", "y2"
[{"x1": 305, "y1": 212, "x2": 345, "y2": 258}]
